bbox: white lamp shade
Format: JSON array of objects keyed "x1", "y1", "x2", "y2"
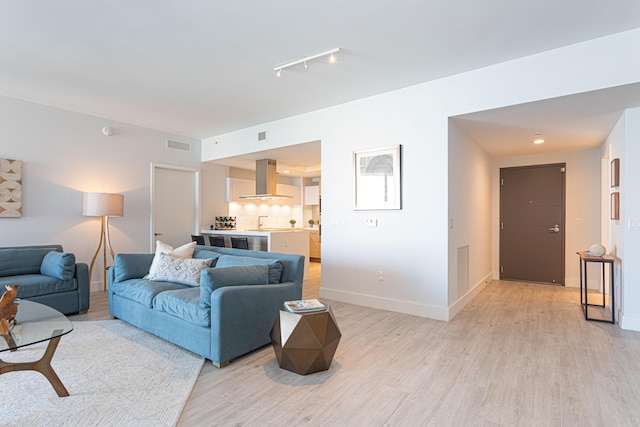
[{"x1": 83, "y1": 192, "x2": 124, "y2": 217}]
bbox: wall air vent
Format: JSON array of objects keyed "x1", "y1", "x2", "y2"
[
  {"x1": 166, "y1": 140, "x2": 191, "y2": 152},
  {"x1": 258, "y1": 131, "x2": 267, "y2": 141}
]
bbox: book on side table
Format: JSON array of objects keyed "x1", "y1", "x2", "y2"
[{"x1": 283, "y1": 299, "x2": 326, "y2": 313}]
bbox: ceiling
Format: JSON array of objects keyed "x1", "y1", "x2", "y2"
[
  {"x1": 213, "y1": 140, "x2": 322, "y2": 178},
  {"x1": 2, "y1": 1, "x2": 640, "y2": 170},
  {"x1": 453, "y1": 82, "x2": 640, "y2": 158}
]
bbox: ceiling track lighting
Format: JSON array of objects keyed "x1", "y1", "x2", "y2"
[{"x1": 274, "y1": 47, "x2": 340, "y2": 76}]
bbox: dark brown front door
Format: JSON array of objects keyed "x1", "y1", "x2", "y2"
[{"x1": 500, "y1": 164, "x2": 565, "y2": 284}]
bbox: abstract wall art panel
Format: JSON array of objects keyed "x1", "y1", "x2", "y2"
[{"x1": 0, "y1": 158, "x2": 22, "y2": 217}]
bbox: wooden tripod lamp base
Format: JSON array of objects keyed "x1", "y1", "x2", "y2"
[{"x1": 83, "y1": 192, "x2": 124, "y2": 291}]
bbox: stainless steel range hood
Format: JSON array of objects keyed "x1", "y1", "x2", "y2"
[{"x1": 239, "y1": 159, "x2": 293, "y2": 199}]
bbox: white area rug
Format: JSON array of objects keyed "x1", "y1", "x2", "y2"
[{"x1": 0, "y1": 320, "x2": 204, "y2": 427}]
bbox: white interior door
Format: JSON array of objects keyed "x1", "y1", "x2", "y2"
[{"x1": 151, "y1": 164, "x2": 200, "y2": 250}]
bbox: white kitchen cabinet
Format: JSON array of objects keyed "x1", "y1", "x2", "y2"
[
  {"x1": 276, "y1": 183, "x2": 301, "y2": 205},
  {"x1": 304, "y1": 185, "x2": 320, "y2": 205},
  {"x1": 226, "y1": 178, "x2": 255, "y2": 202}
]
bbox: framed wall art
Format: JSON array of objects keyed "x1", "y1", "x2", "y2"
[
  {"x1": 611, "y1": 191, "x2": 619, "y2": 220},
  {"x1": 611, "y1": 158, "x2": 620, "y2": 188},
  {"x1": 353, "y1": 145, "x2": 402, "y2": 210},
  {"x1": 0, "y1": 158, "x2": 22, "y2": 218}
]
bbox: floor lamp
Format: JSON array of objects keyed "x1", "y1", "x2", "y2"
[{"x1": 83, "y1": 192, "x2": 124, "y2": 291}]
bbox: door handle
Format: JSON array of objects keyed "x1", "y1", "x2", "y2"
[
  {"x1": 154, "y1": 233, "x2": 163, "y2": 236},
  {"x1": 548, "y1": 224, "x2": 560, "y2": 233}
]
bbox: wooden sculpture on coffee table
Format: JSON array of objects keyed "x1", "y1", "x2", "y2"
[{"x1": 0, "y1": 285, "x2": 19, "y2": 334}]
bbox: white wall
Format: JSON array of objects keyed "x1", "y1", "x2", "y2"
[
  {"x1": 491, "y1": 150, "x2": 601, "y2": 288},
  {"x1": 448, "y1": 121, "x2": 492, "y2": 317},
  {"x1": 201, "y1": 164, "x2": 230, "y2": 231},
  {"x1": 607, "y1": 108, "x2": 640, "y2": 330},
  {"x1": 604, "y1": 114, "x2": 625, "y2": 321},
  {"x1": 206, "y1": 90, "x2": 452, "y2": 319},
  {"x1": 0, "y1": 95, "x2": 228, "y2": 289},
  {"x1": 622, "y1": 109, "x2": 640, "y2": 329},
  {"x1": 202, "y1": 28, "x2": 640, "y2": 321}
]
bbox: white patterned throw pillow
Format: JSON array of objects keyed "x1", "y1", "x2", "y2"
[
  {"x1": 145, "y1": 240, "x2": 196, "y2": 279},
  {"x1": 149, "y1": 253, "x2": 214, "y2": 286}
]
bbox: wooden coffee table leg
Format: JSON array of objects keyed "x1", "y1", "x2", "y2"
[
  {"x1": 1, "y1": 332, "x2": 17, "y2": 350},
  {"x1": 0, "y1": 329, "x2": 69, "y2": 397}
]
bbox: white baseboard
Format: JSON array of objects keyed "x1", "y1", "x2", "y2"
[
  {"x1": 89, "y1": 281, "x2": 105, "y2": 293},
  {"x1": 319, "y1": 288, "x2": 449, "y2": 321},
  {"x1": 620, "y1": 311, "x2": 640, "y2": 331},
  {"x1": 448, "y1": 272, "x2": 493, "y2": 320},
  {"x1": 564, "y1": 276, "x2": 580, "y2": 288}
]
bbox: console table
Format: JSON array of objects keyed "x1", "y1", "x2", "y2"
[{"x1": 577, "y1": 251, "x2": 615, "y2": 324}]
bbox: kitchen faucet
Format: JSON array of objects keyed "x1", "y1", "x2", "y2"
[{"x1": 258, "y1": 216, "x2": 268, "y2": 231}]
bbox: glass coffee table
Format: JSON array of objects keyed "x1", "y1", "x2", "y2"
[{"x1": 0, "y1": 300, "x2": 73, "y2": 397}]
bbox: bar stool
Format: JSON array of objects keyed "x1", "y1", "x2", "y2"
[
  {"x1": 230, "y1": 237, "x2": 249, "y2": 250},
  {"x1": 191, "y1": 235, "x2": 205, "y2": 245},
  {"x1": 208, "y1": 236, "x2": 225, "y2": 247}
]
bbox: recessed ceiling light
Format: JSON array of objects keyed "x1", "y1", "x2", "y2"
[{"x1": 532, "y1": 132, "x2": 544, "y2": 144}]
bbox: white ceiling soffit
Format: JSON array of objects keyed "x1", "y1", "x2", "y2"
[
  {"x1": 1, "y1": 2, "x2": 640, "y2": 139},
  {"x1": 451, "y1": 83, "x2": 640, "y2": 158},
  {"x1": 207, "y1": 141, "x2": 322, "y2": 177}
]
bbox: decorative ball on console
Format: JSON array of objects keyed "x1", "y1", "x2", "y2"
[{"x1": 588, "y1": 244, "x2": 607, "y2": 257}]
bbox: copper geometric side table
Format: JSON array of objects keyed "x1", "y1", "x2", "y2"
[{"x1": 270, "y1": 305, "x2": 341, "y2": 375}]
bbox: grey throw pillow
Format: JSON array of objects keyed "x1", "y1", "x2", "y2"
[
  {"x1": 199, "y1": 265, "x2": 270, "y2": 307},
  {"x1": 214, "y1": 255, "x2": 283, "y2": 284},
  {"x1": 149, "y1": 253, "x2": 214, "y2": 287}
]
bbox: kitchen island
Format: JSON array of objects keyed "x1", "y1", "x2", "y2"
[{"x1": 201, "y1": 229, "x2": 310, "y2": 278}]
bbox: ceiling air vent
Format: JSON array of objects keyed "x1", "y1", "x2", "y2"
[
  {"x1": 258, "y1": 131, "x2": 266, "y2": 141},
  {"x1": 166, "y1": 139, "x2": 191, "y2": 152}
]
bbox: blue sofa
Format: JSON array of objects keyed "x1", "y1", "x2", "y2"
[
  {"x1": 108, "y1": 245, "x2": 304, "y2": 367},
  {"x1": 0, "y1": 245, "x2": 90, "y2": 315}
]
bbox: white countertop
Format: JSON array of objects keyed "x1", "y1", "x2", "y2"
[{"x1": 202, "y1": 229, "x2": 307, "y2": 236}]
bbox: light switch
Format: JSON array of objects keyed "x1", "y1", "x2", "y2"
[{"x1": 366, "y1": 218, "x2": 378, "y2": 227}]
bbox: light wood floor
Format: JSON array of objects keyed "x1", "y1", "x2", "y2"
[{"x1": 71, "y1": 267, "x2": 640, "y2": 426}]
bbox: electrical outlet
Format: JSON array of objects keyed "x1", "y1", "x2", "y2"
[{"x1": 378, "y1": 271, "x2": 384, "y2": 281}]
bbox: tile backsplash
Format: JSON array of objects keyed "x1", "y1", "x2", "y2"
[{"x1": 217, "y1": 202, "x2": 319, "y2": 230}]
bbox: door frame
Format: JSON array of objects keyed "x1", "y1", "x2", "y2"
[
  {"x1": 499, "y1": 163, "x2": 566, "y2": 285},
  {"x1": 150, "y1": 163, "x2": 201, "y2": 251}
]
